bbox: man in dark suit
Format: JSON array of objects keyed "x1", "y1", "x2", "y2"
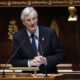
[{"x1": 11, "y1": 7, "x2": 64, "y2": 73}]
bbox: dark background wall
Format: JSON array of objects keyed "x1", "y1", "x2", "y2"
[{"x1": 0, "y1": 7, "x2": 80, "y2": 68}]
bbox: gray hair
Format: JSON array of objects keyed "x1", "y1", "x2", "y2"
[{"x1": 21, "y1": 7, "x2": 38, "y2": 21}]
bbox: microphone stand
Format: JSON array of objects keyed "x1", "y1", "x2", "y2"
[
  {"x1": 2, "y1": 37, "x2": 26, "y2": 77},
  {"x1": 44, "y1": 64, "x2": 47, "y2": 77},
  {"x1": 2, "y1": 68, "x2": 6, "y2": 77},
  {"x1": 38, "y1": 39, "x2": 48, "y2": 77}
]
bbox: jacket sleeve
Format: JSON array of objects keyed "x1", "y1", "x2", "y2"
[
  {"x1": 10, "y1": 33, "x2": 28, "y2": 67},
  {"x1": 46, "y1": 29, "x2": 64, "y2": 68}
]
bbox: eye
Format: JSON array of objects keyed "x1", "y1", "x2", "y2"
[
  {"x1": 25, "y1": 17, "x2": 37, "y2": 22},
  {"x1": 32, "y1": 17, "x2": 37, "y2": 20},
  {"x1": 26, "y1": 19, "x2": 31, "y2": 22}
]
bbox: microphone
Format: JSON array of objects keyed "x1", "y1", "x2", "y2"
[
  {"x1": 35, "y1": 36, "x2": 48, "y2": 77},
  {"x1": 2, "y1": 36, "x2": 26, "y2": 77}
]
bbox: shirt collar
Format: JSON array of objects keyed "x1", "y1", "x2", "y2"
[{"x1": 27, "y1": 26, "x2": 39, "y2": 39}]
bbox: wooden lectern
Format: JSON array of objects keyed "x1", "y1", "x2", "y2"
[
  {"x1": 0, "y1": 64, "x2": 39, "y2": 77},
  {"x1": 57, "y1": 64, "x2": 80, "y2": 79},
  {"x1": 0, "y1": 64, "x2": 64, "y2": 80}
]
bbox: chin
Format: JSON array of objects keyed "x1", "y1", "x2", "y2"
[
  {"x1": 32, "y1": 27, "x2": 37, "y2": 32},
  {"x1": 30, "y1": 29, "x2": 36, "y2": 33}
]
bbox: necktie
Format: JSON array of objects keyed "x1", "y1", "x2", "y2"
[{"x1": 31, "y1": 34, "x2": 37, "y2": 55}]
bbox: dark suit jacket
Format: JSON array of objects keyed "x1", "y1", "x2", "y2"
[{"x1": 11, "y1": 26, "x2": 64, "y2": 73}]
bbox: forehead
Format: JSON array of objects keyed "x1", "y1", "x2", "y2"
[{"x1": 25, "y1": 11, "x2": 37, "y2": 19}]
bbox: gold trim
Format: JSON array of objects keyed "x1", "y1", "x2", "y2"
[
  {"x1": 8, "y1": 20, "x2": 18, "y2": 41},
  {"x1": 0, "y1": 0, "x2": 79, "y2": 7},
  {"x1": 50, "y1": 20, "x2": 59, "y2": 37}
]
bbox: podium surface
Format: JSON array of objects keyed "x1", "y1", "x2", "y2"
[{"x1": 0, "y1": 74, "x2": 63, "y2": 80}]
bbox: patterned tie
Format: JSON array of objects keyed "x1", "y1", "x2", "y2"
[{"x1": 31, "y1": 34, "x2": 37, "y2": 55}]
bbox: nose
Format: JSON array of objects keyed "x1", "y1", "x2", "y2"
[{"x1": 31, "y1": 19, "x2": 34, "y2": 24}]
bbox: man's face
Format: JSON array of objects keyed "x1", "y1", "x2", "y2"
[{"x1": 22, "y1": 11, "x2": 38, "y2": 33}]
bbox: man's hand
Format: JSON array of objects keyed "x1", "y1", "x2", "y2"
[{"x1": 28, "y1": 55, "x2": 47, "y2": 67}]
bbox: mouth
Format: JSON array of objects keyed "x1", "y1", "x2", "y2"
[{"x1": 30, "y1": 24, "x2": 35, "y2": 28}]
